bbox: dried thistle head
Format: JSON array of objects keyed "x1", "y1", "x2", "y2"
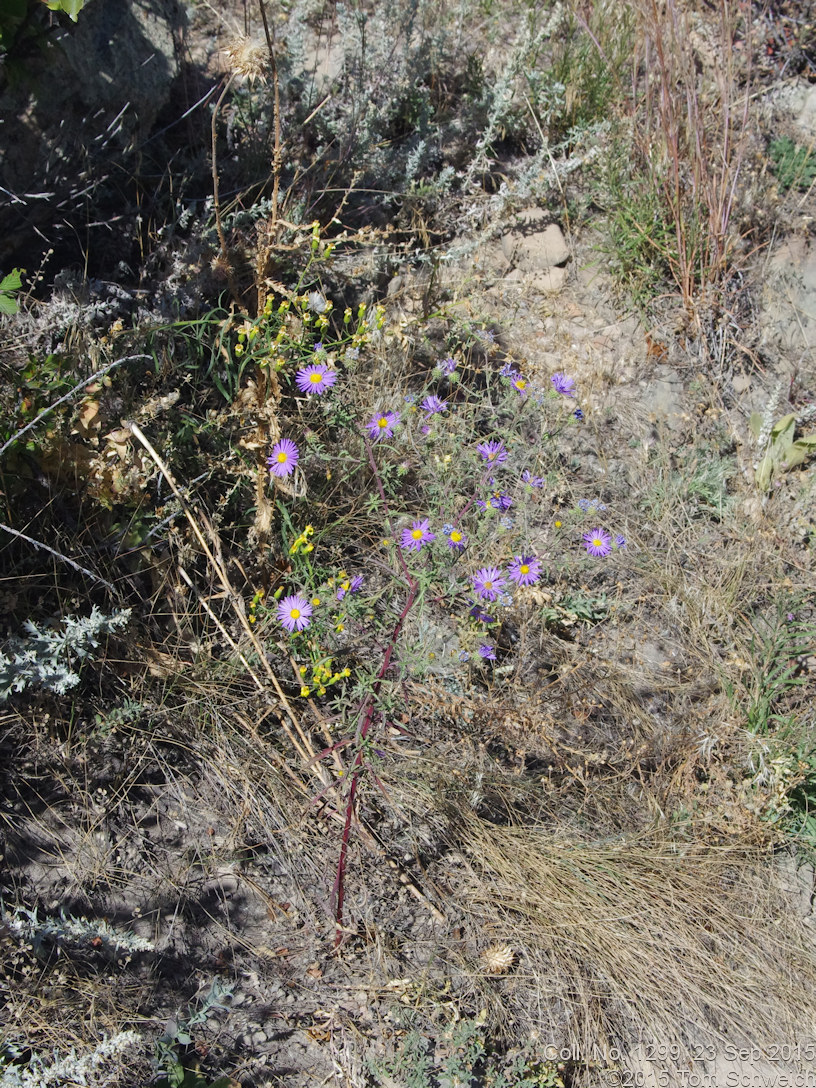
[
  {"x1": 224, "y1": 36, "x2": 269, "y2": 85},
  {"x1": 482, "y1": 943, "x2": 515, "y2": 974}
]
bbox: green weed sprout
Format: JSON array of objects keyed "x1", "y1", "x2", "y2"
[
  {"x1": 769, "y1": 137, "x2": 816, "y2": 193},
  {"x1": 154, "y1": 978, "x2": 235, "y2": 1088},
  {"x1": 0, "y1": 269, "x2": 22, "y2": 316},
  {"x1": 750, "y1": 409, "x2": 816, "y2": 492}
]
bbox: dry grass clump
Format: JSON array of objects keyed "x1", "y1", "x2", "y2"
[{"x1": 456, "y1": 813, "x2": 816, "y2": 1060}]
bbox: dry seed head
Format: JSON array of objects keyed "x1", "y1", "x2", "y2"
[
  {"x1": 482, "y1": 943, "x2": 515, "y2": 974},
  {"x1": 224, "y1": 36, "x2": 268, "y2": 84}
]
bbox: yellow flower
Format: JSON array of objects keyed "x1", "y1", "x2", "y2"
[
  {"x1": 300, "y1": 685, "x2": 311, "y2": 697},
  {"x1": 234, "y1": 343, "x2": 244, "y2": 355},
  {"x1": 311, "y1": 597, "x2": 320, "y2": 607},
  {"x1": 335, "y1": 623, "x2": 345, "y2": 633},
  {"x1": 299, "y1": 664, "x2": 308, "y2": 675},
  {"x1": 554, "y1": 520, "x2": 562, "y2": 529},
  {"x1": 341, "y1": 667, "x2": 351, "y2": 677}
]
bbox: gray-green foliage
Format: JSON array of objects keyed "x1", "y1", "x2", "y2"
[
  {"x1": 155, "y1": 978, "x2": 235, "y2": 1088},
  {"x1": 1, "y1": 903, "x2": 153, "y2": 957},
  {"x1": 0, "y1": 606, "x2": 130, "y2": 700},
  {"x1": 0, "y1": 1032, "x2": 142, "y2": 1088},
  {"x1": 769, "y1": 137, "x2": 816, "y2": 193},
  {"x1": 367, "y1": 1016, "x2": 565, "y2": 1088}
]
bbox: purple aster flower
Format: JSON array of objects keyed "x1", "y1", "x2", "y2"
[
  {"x1": 477, "y1": 440, "x2": 508, "y2": 465},
  {"x1": 267, "y1": 438, "x2": 300, "y2": 477},
  {"x1": 615, "y1": 535, "x2": 626, "y2": 549},
  {"x1": 421, "y1": 395, "x2": 447, "y2": 415},
  {"x1": 458, "y1": 650, "x2": 470, "y2": 662},
  {"x1": 574, "y1": 407, "x2": 584, "y2": 420},
  {"x1": 439, "y1": 356, "x2": 457, "y2": 374},
  {"x1": 295, "y1": 363, "x2": 337, "y2": 395},
  {"x1": 472, "y1": 566, "x2": 507, "y2": 601},
  {"x1": 420, "y1": 424, "x2": 431, "y2": 435},
  {"x1": 583, "y1": 527, "x2": 612, "y2": 557},
  {"x1": 489, "y1": 493, "x2": 512, "y2": 511},
  {"x1": 507, "y1": 555, "x2": 542, "y2": 586},
  {"x1": 469, "y1": 603, "x2": 494, "y2": 623},
  {"x1": 512, "y1": 375, "x2": 528, "y2": 397},
  {"x1": 478, "y1": 643, "x2": 497, "y2": 661},
  {"x1": 366, "y1": 410, "x2": 400, "y2": 440},
  {"x1": 551, "y1": 373, "x2": 576, "y2": 396},
  {"x1": 500, "y1": 362, "x2": 519, "y2": 378},
  {"x1": 313, "y1": 341, "x2": 324, "y2": 353},
  {"x1": 277, "y1": 593, "x2": 313, "y2": 632},
  {"x1": 445, "y1": 527, "x2": 467, "y2": 550},
  {"x1": 336, "y1": 573, "x2": 364, "y2": 600},
  {"x1": 522, "y1": 470, "x2": 545, "y2": 488},
  {"x1": 400, "y1": 518, "x2": 436, "y2": 552}
]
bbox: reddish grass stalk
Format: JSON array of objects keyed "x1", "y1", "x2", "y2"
[
  {"x1": 635, "y1": 0, "x2": 751, "y2": 320},
  {"x1": 332, "y1": 438, "x2": 419, "y2": 944}
]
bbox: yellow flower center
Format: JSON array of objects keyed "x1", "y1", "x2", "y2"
[
  {"x1": 290, "y1": 608, "x2": 301, "y2": 619},
  {"x1": 488, "y1": 452, "x2": 496, "y2": 460},
  {"x1": 411, "y1": 528, "x2": 423, "y2": 540},
  {"x1": 277, "y1": 451, "x2": 287, "y2": 463},
  {"x1": 378, "y1": 417, "x2": 388, "y2": 428},
  {"x1": 520, "y1": 564, "x2": 529, "y2": 574},
  {"x1": 310, "y1": 372, "x2": 323, "y2": 383},
  {"x1": 593, "y1": 538, "x2": 602, "y2": 547},
  {"x1": 516, "y1": 379, "x2": 526, "y2": 389},
  {"x1": 484, "y1": 580, "x2": 493, "y2": 590},
  {"x1": 450, "y1": 530, "x2": 462, "y2": 542},
  {"x1": 555, "y1": 520, "x2": 562, "y2": 528}
]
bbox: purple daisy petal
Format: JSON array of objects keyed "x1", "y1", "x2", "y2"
[
  {"x1": 267, "y1": 438, "x2": 300, "y2": 477},
  {"x1": 366, "y1": 411, "x2": 400, "y2": 440},
  {"x1": 551, "y1": 372, "x2": 576, "y2": 396},
  {"x1": 295, "y1": 363, "x2": 337, "y2": 395},
  {"x1": 469, "y1": 603, "x2": 494, "y2": 623},
  {"x1": 478, "y1": 643, "x2": 497, "y2": 661},
  {"x1": 276, "y1": 593, "x2": 313, "y2": 632},
  {"x1": 583, "y1": 527, "x2": 612, "y2": 557},
  {"x1": 507, "y1": 555, "x2": 542, "y2": 586},
  {"x1": 421, "y1": 395, "x2": 447, "y2": 415},
  {"x1": 472, "y1": 566, "x2": 507, "y2": 601},
  {"x1": 400, "y1": 518, "x2": 436, "y2": 552},
  {"x1": 477, "y1": 439, "x2": 508, "y2": 465}
]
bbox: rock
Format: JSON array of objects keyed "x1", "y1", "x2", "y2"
[
  {"x1": 500, "y1": 210, "x2": 570, "y2": 274},
  {"x1": 531, "y1": 266, "x2": 568, "y2": 294},
  {"x1": 0, "y1": 0, "x2": 185, "y2": 264}
]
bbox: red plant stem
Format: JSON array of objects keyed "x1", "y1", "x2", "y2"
[{"x1": 333, "y1": 437, "x2": 419, "y2": 944}]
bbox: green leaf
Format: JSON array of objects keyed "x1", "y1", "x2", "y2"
[
  {"x1": 0, "y1": 294, "x2": 18, "y2": 316},
  {"x1": 0, "y1": 268, "x2": 22, "y2": 293},
  {"x1": 42, "y1": 0, "x2": 89, "y2": 21},
  {"x1": 749, "y1": 411, "x2": 763, "y2": 439},
  {"x1": 770, "y1": 413, "x2": 796, "y2": 451}
]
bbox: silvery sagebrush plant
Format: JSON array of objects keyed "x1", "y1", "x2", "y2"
[
  {"x1": 252, "y1": 290, "x2": 627, "y2": 937},
  {"x1": 0, "y1": 606, "x2": 131, "y2": 701},
  {"x1": 0, "y1": 1032, "x2": 142, "y2": 1088},
  {"x1": 1, "y1": 903, "x2": 153, "y2": 958}
]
